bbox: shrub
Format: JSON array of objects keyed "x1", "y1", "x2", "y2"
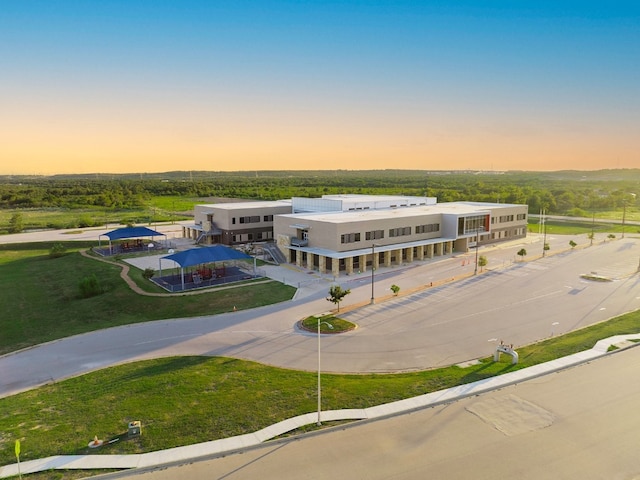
[
  {"x1": 78, "y1": 274, "x2": 104, "y2": 298},
  {"x1": 77, "y1": 215, "x2": 95, "y2": 228},
  {"x1": 49, "y1": 243, "x2": 67, "y2": 259},
  {"x1": 142, "y1": 268, "x2": 155, "y2": 279},
  {"x1": 567, "y1": 208, "x2": 587, "y2": 217},
  {"x1": 390, "y1": 284, "x2": 400, "y2": 296},
  {"x1": 8, "y1": 213, "x2": 24, "y2": 233}
]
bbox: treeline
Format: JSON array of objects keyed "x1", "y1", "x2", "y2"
[{"x1": 1, "y1": 169, "x2": 639, "y2": 215}]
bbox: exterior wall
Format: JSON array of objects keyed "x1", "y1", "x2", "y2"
[
  {"x1": 192, "y1": 203, "x2": 291, "y2": 245},
  {"x1": 275, "y1": 212, "x2": 444, "y2": 253},
  {"x1": 486, "y1": 205, "x2": 528, "y2": 244}
]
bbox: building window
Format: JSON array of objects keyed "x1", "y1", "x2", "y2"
[
  {"x1": 464, "y1": 215, "x2": 486, "y2": 233},
  {"x1": 365, "y1": 230, "x2": 384, "y2": 240},
  {"x1": 263, "y1": 215, "x2": 274, "y2": 222},
  {"x1": 232, "y1": 218, "x2": 236, "y2": 225},
  {"x1": 389, "y1": 226, "x2": 411, "y2": 237},
  {"x1": 239, "y1": 216, "x2": 262, "y2": 224},
  {"x1": 415, "y1": 223, "x2": 439, "y2": 234},
  {"x1": 340, "y1": 232, "x2": 361, "y2": 244}
]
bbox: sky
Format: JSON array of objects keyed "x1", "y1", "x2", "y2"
[{"x1": 1, "y1": 1, "x2": 639, "y2": 175}]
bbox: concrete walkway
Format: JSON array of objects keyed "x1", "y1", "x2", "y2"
[{"x1": 2, "y1": 335, "x2": 639, "y2": 478}]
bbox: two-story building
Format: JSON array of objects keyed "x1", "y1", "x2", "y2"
[
  {"x1": 183, "y1": 200, "x2": 292, "y2": 245},
  {"x1": 274, "y1": 195, "x2": 527, "y2": 277},
  {"x1": 184, "y1": 194, "x2": 528, "y2": 277}
]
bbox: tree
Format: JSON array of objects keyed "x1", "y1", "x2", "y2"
[
  {"x1": 478, "y1": 255, "x2": 488, "y2": 272},
  {"x1": 517, "y1": 248, "x2": 527, "y2": 261},
  {"x1": 78, "y1": 274, "x2": 104, "y2": 298},
  {"x1": 569, "y1": 240, "x2": 577, "y2": 249},
  {"x1": 8, "y1": 213, "x2": 23, "y2": 233},
  {"x1": 326, "y1": 285, "x2": 351, "y2": 312},
  {"x1": 390, "y1": 284, "x2": 400, "y2": 296}
]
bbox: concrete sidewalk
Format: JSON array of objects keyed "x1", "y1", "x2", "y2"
[{"x1": 2, "y1": 334, "x2": 638, "y2": 478}]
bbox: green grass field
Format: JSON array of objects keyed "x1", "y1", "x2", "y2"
[
  {"x1": 528, "y1": 219, "x2": 640, "y2": 235},
  {"x1": 0, "y1": 199, "x2": 196, "y2": 233},
  {"x1": 0, "y1": 242, "x2": 295, "y2": 355}
]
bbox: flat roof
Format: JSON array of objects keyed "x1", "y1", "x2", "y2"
[
  {"x1": 320, "y1": 194, "x2": 431, "y2": 202},
  {"x1": 197, "y1": 200, "x2": 291, "y2": 210},
  {"x1": 278, "y1": 202, "x2": 496, "y2": 224}
]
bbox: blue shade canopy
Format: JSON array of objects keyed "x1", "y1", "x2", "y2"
[
  {"x1": 102, "y1": 226, "x2": 164, "y2": 240},
  {"x1": 162, "y1": 245, "x2": 251, "y2": 268}
]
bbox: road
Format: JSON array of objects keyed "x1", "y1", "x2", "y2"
[
  {"x1": 1, "y1": 232, "x2": 639, "y2": 397},
  {"x1": 105, "y1": 343, "x2": 640, "y2": 480}
]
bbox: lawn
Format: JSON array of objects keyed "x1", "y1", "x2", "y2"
[
  {"x1": 528, "y1": 219, "x2": 640, "y2": 236},
  {"x1": 0, "y1": 242, "x2": 295, "y2": 355}
]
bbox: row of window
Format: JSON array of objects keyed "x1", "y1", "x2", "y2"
[
  {"x1": 231, "y1": 231, "x2": 273, "y2": 242},
  {"x1": 366, "y1": 230, "x2": 384, "y2": 240},
  {"x1": 415, "y1": 223, "x2": 440, "y2": 234},
  {"x1": 341, "y1": 224, "x2": 441, "y2": 244},
  {"x1": 232, "y1": 215, "x2": 274, "y2": 225},
  {"x1": 389, "y1": 227, "x2": 412, "y2": 237},
  {"x1": 341, "y1": 233, "x2": 361, "y2": 244}
]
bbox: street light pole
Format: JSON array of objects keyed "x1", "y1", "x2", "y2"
[
  {"x1": 370, "y1": 244, "x2": 376, "y2": 304},
  {"x1": 542, "y1": 208, "x2": 547, "y2": 258},
  {"x1": 474, "y1": 229, "x2": 479, "y2": 275},
  {"x1": 317, "y1": 320, "x2": 333, "y2": 426},
  {"x1": 622, "y1": 200, "x2": 626, "y2": 239}
]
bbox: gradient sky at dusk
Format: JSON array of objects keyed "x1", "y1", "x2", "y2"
[{"x1": 1, "y1": 1, "x2": 638, "y2": 174}]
